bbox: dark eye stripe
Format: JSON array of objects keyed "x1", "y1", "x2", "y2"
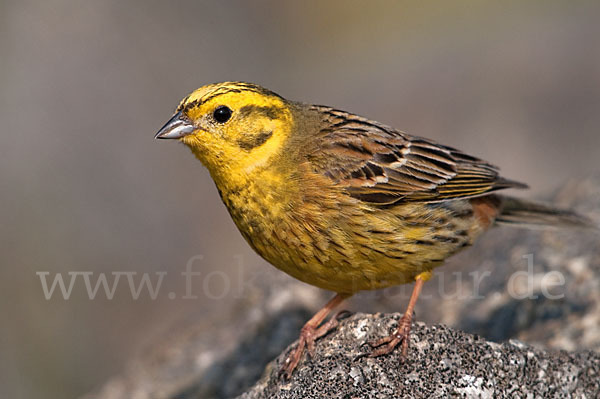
[
  {"x1": 237, "y1": 130, "x2": 273, "y2": 150},
  {"x1": 238, "y1": 105, "x2": 284, "y2": 120}
]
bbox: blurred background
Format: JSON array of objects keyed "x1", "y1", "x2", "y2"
[{"x1": 2, "y1": 1, "x2": 600, "y2": 398}]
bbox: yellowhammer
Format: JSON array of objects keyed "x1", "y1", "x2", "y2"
[{"x1": 155, "y1": 81, "x2": 593, "y2": 378}]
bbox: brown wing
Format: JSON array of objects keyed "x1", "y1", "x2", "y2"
[{"x1": 306, "y1": 106, "x2": 527, "y2": 206}]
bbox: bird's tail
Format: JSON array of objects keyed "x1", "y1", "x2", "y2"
[{"x1": 496, "y1": 196, "x2": 597, "y2": 230}]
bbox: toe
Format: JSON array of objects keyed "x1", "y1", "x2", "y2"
[{"x1": 367, "y1": 334, "x2": 393, "y2": 348}]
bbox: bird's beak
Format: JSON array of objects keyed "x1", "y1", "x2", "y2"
[{"x1": 155, "y1": 111, "x2": 195, "y2": 139}]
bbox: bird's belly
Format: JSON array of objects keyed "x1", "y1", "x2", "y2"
[{"x1": 238, "y1": 201, "x2": 481, "y2": 294}]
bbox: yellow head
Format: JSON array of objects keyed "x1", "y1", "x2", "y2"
[{"x1": 156, "y1": 82, "x2": 293, "y2": 182}]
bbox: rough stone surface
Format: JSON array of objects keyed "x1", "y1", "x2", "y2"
[{"x1": 240, "y1": 314, "x2": 600, "y2": 399}]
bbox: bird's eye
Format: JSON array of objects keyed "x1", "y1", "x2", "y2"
[{"x1": 213, "y1": 106, "x2": 232, "y2": 123}]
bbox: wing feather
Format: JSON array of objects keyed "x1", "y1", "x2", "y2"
[{"x1": 307, "y1": 106, "x2": 527, "y2": 205}]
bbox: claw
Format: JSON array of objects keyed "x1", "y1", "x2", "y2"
[
  {"x1": 355, "y1": 314, "x2": 413, "y2": 360},
  {"x1": 306, "y1": 335, "x2": 316, "y2": 358},
  {"x1": 368, "y1": 333, "x2": 394, "y2": 348},
  {"x1": 334, "y1": 310, "x2": 353, "y2": 321}
]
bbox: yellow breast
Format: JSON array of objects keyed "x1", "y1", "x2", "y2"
[{"x1": 217, "y1": 164, "x2": 479, "y2": 294}]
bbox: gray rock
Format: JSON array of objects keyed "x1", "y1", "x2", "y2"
[{"x1": 240, "y1": 314, "x2": 600, "y2": 399}]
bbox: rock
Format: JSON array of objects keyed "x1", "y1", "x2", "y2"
[{"x1": 240, "y1": 314, "x2": 600, "y2": 399}]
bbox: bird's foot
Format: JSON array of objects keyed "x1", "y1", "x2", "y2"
[
  {"x1": 358, "y1": 313, "x2": 413, "y2": 359},
  {"x1": 280, "y1": 310, "x2": 351, "y2": 379}
]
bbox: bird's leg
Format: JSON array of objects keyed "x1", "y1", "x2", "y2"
[
  {"x1": 280, "y1": 293, "x2": 350, "y2": 379},
  {"x1": 366, "y1": 273, "x2": 428, "y2": 358}
]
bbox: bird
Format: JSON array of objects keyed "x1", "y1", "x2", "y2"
[{"x1": 155, "y1": 81, "x2": 594, "y2": 378}]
